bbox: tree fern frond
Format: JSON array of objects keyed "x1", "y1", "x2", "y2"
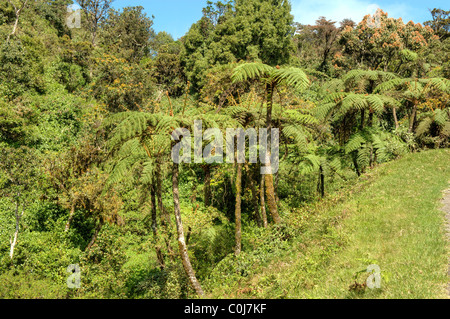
[
  {"x1": 434, "y1": 109, "x2": 448, "y2": 127},
  {"x1": 322, "y1": 92, "x2": 348, "y2": 104},
  {"x1": 366, "y1": 95, "x2": 384, "y2": 114},
  {"x1": 231, "y1": 62, "x2": 273, "y2": 83},
  {"x1": 357, "y1": 146, "x2": 371, "y2": 168},
  {"x1": 140, "y1": 160, "x2": 155, "y2": 184},
  {"x1": 415, "y1": 116, "x2": 432, "y2": 137},
  {"x1": 283, "y1": 110, "x2": 318, "y2": 125},
  {"x1": 441, "y1": 122, "x2": 450, "y2": 137},
  {"x1": 107, "y1": 112, "x2": 155, "y2": 151},
  {"x1": 374, "y1": 78, "x2": 410, "y2": 93},
  {"x1": 339, "y1": 94, "x2": 366, "y2": 115},
  {"x1": 272, "y1": 67, "x2": 310, "y2": 91},
  {"x1": 118, "y1": 137, "x2": 145, "y2": 159},
  {"x1": 315, "y1": 102, "x2": 336, "y2": 120},
  {"x1": 345, "y1": 132, "x2": 365, "y2": 154},
  {"x1": 420, "y1": 77, "x2": 450, "y2": 93}
]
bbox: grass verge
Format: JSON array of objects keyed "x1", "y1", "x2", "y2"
[{"x1": 206, "y1": 149, "x2": 450, "y2": 299}]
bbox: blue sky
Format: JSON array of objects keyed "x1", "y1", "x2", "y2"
[{"x1": 112, "y1": 0, "x2": 448, "y2": 39}]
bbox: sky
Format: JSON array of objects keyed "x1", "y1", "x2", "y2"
[{"x1": 111, "y1": 0, "x2": 449, "y2": 40}]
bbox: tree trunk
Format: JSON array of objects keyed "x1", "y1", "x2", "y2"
[
  {"x1": 156, "y1": 160, "x2": 174, "y2": 259},
  {"x1": 234, "y1": 163, "x2": 242, "y2": 255},
  {"x1": 65, "y1": 203, "x2": 75, "y2": 232},
  {"x1": 9, "y1": 201, "x2": 23, "y2": 260},
  {"x1": 264, "y1": 82, "x2": 281, "y2": 224},
  {"x1": 264, "y1": 153, "x2": 281, "y2": 224},
  {"x1": 6, "y1": 0, "x2": 28, "y2": 43},
  {"x1": 172, "y1": 161, "x2": 204, "y2": 296},
  {"x1": 393, "y1": 107, "x2": 399, "y2": 129},
  {"x1": 151, "y1": 179, "x2": 165, "y2": 269},
  {"x1": 360, "y1": 109, "x2": 365, "y2": 130},
  {"x1": 353, "y1": 154, "x2": 361, "y2": 177},
  {"x1": 260, "y1": 173, "x2": 268, "y2": 228},
  {"x1": 204, "y1": 165, "x2": 211, "y2": 206},
  {"x1": 86, "y1": 220, "x2": 103, "y2": 251},
  {"x1": 368, "y1": 111, "x2": 374, "y2": 127},
  {"x1": 318, "y1": 166, "x2": 325, "y2": 198},
  {"x1": 274, "y1": 171, "x2": 279, "y2": 202},
  {"x1": 7, "y1": 17, "x2": 19, "y2": 42},
  {"x1": 247, "y1": 164, "x2": 262, "y2": 227},
  {"x1": 408, "y1": 104, "x2": 418, "y2": 133},
  {"x1": 91, "y1": 28, "x2": 97, "y2": 47}
]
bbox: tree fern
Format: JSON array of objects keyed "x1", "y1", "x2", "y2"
[
  {"x1": 231, "y1": 62, "x2": 274, "y2": 83},
  {"x1": 272, "y1": 67, "x2": 310, "y2": 91}
]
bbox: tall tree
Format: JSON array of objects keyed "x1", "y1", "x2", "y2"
[
  {"x1": 374, "y1": 77, "x2": 450, "y2": 133},
  {"x1": 424, "y1": 8, "x2": 450, "y2": 40},
  {"x1": 339, "y1": 9, "x2": 438, "y2": 72},
  {"x1": 77, "y1": 0, "x2": 114, "y2": 46},
  {"x1": 101, "y1": 6, "x2": 155, "y2": 62},
  {"x1": 182, "y1": 0, "x2": 295, "y2": 91},
  {"x1": 234, "y1": 163, "x2": 242, "y2": 255},
  {"x1": 6, "y1": 0, "x2": 28, "y2": 42},
  {"x1": 313, "y1": 17, "x2": 340, "y2": 72},
  {"x1": 232, "y1": 62, "x2": 311, "y2": 224},
  {"x1": 0, "y1": 146, "x2": 38, "y2": 260}
]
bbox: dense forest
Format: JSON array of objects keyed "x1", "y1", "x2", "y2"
[{"x1": 0, "y1": 0, "x2": 449, "y2": 299}]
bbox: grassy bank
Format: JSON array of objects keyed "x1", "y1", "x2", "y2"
[{"x1": 206, "y1": 149, "x2": 450, "y2": 299}]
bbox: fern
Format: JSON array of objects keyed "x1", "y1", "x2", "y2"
[
  {"x1": 345, "y1": 132, "x2": 365, "y2": 154},
  {"x1": 231, "y1": 62, "x2": 273, "y2": 83},
  {"x1": 374, "y1": 78, "x2": 410, "y2": 93},
  {"x1": 272, "y1": 67, "x2": 310, "y2": 91},
  {"x1": 315, "y1": 102, "x2": 336, "y2": 120}
]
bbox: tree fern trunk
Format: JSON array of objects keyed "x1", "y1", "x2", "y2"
[
  {"x1": 260, "y1": 173, "x2": 268, "y2": 228},
  {"x1": 318, "y1": 166, "x2": 325, "y2": 198},
  {"x1": 274, "y1": 171, "x2": 279, "y2": 202},
  {"x1": 234, "y1": 163, "x2": 242, "y2": 255},
  {"x1": 172, "y1": 161, "x2": 204, "y2": 296},
  {"x1": 409, "y1": 104, "x2": 418, "y2": 133},
  {"x1": 266, "y1": 83, "x2": 274, "y2": 131},
  {"x1": 360, "y1": 109, "x2": 365, "y2": 130},
  {"x1": 265, "y1": 172, "x2": 281, "y2": 224},
  {"x1": 156, "y1": 160, "x2": 174, "y2": 259},
  {"x1": 368, "y1": 111, "x2": 373, "y2": 127},
  {"x1": 264, "y1": 82, "x2": 281, "y2": 224},
  {"x1": 247, "y1": 164, "x2": 262, "y2": 227},
  {"x1": 151, "y1": 178, "x2": 165, "y2": 269},
  {"x1": 352, "y1": 154, "x2": 361, "y2": 177},
  {"x1": 204, "y1": 165, "x2": 211, "y2": 206},
  {"x1": 393, "y1": 107, "x2": 399, "y2": 129}
]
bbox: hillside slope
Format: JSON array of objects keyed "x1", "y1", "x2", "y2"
[{"x1": 207, "y1": 149, "x2": 450, "y2": 299}]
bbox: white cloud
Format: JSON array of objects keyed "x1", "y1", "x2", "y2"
[{"x1": 291, "y1": 0, "x2": 410, "y2": 25}]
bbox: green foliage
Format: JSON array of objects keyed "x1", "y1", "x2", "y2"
[
  {"x1": 0, "y1": 0, "x2": 449, "y2": 300},
  {"x1": 182, "y1": 0, "x2": 295, "y2": 91},
  {"x1": 101, "y1": 6, "x2": 155, "y2": 63},
  {"x1": 91, "y1": 53, "x2": 155, "y2": 112},
  {"x1": 0, "y1": 39, "x2": 33, "y2": 99}
]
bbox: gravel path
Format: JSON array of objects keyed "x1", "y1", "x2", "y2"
[{"x1": 441, "y1": 187, "x2": 450, "y2": 296}]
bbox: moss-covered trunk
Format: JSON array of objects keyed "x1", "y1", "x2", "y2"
[
  {"x1": 172, "y1": 161, "x2": 204, "y2": 296},
  {"x1": 264, "y1": 82, "x2": 281, "y2": 224},
  {"x1": 235, "y1": 163, "x2": 242, "y2": 255}
]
